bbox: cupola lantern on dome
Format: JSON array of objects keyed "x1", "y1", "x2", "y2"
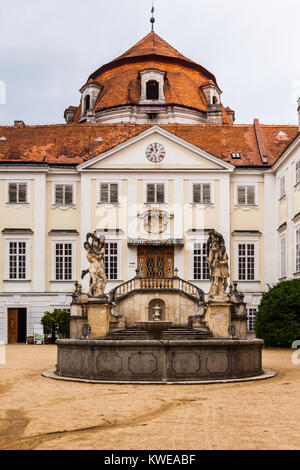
[{"x1": 64, "y1": 32, "x2": 235, "y2": 125}]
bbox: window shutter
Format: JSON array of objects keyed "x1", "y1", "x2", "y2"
[
  {"x1": 110, "y1": 184, "x2": 118, "y2": 203},
  {"x1": 193, "y1": 184, "x2": 201, "y2": 203},
  {"x1": 8, "y1": 183, "x2": 17, "y2": 203},
  {"x1": 237, "y1": 186, "x2": 246, "y2": 205},
  {"x1": 18, "y1": 183, "x2": 27, "y2": 203},
  {"x1": 55, "y1": 185, "x2": 64, "y2": 204},
  {"x1": 246, "y1": 186, "x2": 255, "y2": 205},
  {"x1": 147, "y1": 184, "x2": 155, "y2": 203},
  {"x1": 100, "y1": 183, "x2": 109, "y2": 203},
  {"x1": 156, "y1": 184, "x2": 165, "y2": 203},
  {"x1": 202, "y1": 184, "x2": 211, "y2": 204},
  {"x1": 64, "y1": 185, "x2": 73, "y2": 205}
]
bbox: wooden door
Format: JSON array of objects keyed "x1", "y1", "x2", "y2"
[
  {"x1": 138, "y1": 246, "x2": 174, "y2": 278},
  {"x1": 8, "y1": 309, "x2": 18, "y2": 344}
]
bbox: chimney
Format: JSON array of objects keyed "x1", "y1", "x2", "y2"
[
  {"x1": 14, "y1": 120, "x2": 25, "y2": 128},
  {"x1": 298, "y1": 97, "x2": 300, "y2": 131}
]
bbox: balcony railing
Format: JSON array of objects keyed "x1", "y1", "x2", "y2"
[{"x1": 109, "y1": 275, "x2": 204, "y2": 305}]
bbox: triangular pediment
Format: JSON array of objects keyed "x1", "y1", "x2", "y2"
[{"x1": 78, "y1": 126, "x2": 234, "y2": 172}]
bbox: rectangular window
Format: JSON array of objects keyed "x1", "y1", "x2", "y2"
[
  {"x1": 238, "y1": 243, "x2": 255, "y2": 281},
  {"x1": 237, "y1": 185, "x2": 256, "y2": 205},
  {"x1": 247, "y1": 308, "x2": 257, "y2": 332},
  {"x1": 192, "y1": 183, "x2": 211, "y2": 204},
  {"x1": 55, "y1": 184, "x2": 73, "y2": 205},
  {"x1": 280, "y1": 175, "x2": 286, "y2": 199},
  {"x1": 296, "y1": 160, "x2": 300, "y2": 186},
  {"x1": 55, "y1": 243, "x2": 73, "y2": 281},
  {"x1": 8, "y1": 182, "x2": 27, "y2": 204},
  {"x1": 99, "y1": 183, "x2": 119, "y2": 204},
  {"x1": 280, "y1": 236, "x2": 286, "y2": 278},
  {"x1": 193, "y1": 242, "x2": 210, "y2": 280},
  {"x1": 296, "y1": 228, "x2": 300, "y2": 273},
  {"x1": 146, "y1": 183, "x2": 165, "y2": 204},
  {"x1": 105, "y1": 242, "x2": 118, "y2": 280},
  {"x1": 9, "y1": 241, "x2": 27, "y2": 280}
]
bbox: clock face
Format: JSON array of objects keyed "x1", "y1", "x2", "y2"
[{"x1": 146, "y1": 143, "x2": 166, "y2": 163}]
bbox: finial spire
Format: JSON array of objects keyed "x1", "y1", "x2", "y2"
[{"x1": 150, "y1": 1, "x2": 155, "y2": 32}]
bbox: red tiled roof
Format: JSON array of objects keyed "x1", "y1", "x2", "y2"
[
  {"x1": 89, "y1": 32, "x2": 216, "y2": 82},
  {"x1": 0, "y1": 123, "x2": 297, "y2": 167}
]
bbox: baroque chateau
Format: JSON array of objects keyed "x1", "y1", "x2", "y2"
[{"x1": 0, "y1": 32, "x2": 299, "y2": 344}]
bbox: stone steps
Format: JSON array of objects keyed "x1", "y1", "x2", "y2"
[{"x1": 105, "y1": 326, "x2": 212, "y2": 340}]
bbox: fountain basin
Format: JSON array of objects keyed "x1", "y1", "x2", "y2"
[
  {"x1": 136, "y1": 321, "x2": 173, "y2": 340},
  {"x1": 54, "y1": 338, "x2": 265, "y2": 383}
]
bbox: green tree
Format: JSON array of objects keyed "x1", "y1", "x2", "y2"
[
  {"x1": 255, "y1": 279, "x2": 300, "y2": 347},
  {"x1": 41, "y1": 309, "x2": 70, "y2": 338}
]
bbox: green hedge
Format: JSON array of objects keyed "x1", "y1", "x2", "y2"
[
  {"x1": 255, "y1": 279, "x2": 300, "y2": 347},
  {"x1": 41, "y1": 309, "x2": 70, "y2": 338}
]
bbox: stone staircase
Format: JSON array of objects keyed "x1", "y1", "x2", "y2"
[{"x1": 104, "y1": 325, "x2": 212, "y2": 340}]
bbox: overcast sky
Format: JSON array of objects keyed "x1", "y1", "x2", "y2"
[{"x1": 0, "y1": 0, "x2": 299, "y2": 126}]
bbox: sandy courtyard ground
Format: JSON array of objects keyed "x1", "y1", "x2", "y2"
[{"x1": 0, "y1": 345, "x2": 299, "y2": 450}]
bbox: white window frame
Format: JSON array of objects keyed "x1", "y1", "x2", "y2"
[
  {"x1": 234, "y1": 236, "x2": 260, "y2": 282},
  {"x1": 279, "y1": 174, "x2": 286, "y2": 199},
  {"x1": 52, "y1": 182, "x2": 76, "y2": 207},
  {"x1": 97, "y1": 181, "x2": 120, "y2": 205},
  {"x1": 50, "y1": 238, "x2": 77, "y2": 282},
  {"x1": 139, "y1": 69, "x2": 166, "y2": 104},
  {"x1": 296, "y1": 224, "x2": 300, "y2": 274},
  {"x1": 279, "y1": 233, "x2": 287, "y2": 279},
  {"x1": 4, "y1": 236, "x2": 31, "y2": 281},
  {"x1": 190, "y1": 181, "x2": 214, "y2": 205},
  {"x1": 234, "y1": 183, "x2": 258, "y2": 207},
  {"x1": 246, "y1": 307, "x2": 257, "y2": 332},
  {"x1": 144, "y1": 180, "x2": 168, "y2": 204},
  {"x1": 6, "y1": 180, "x2": 30, "y2": 205},
  {"x1": 296, "y1": 160, "x2": 300, "y2": 186},
  {"x1": 104, "y1": 240, "x2": 121, "y2": 281},
  {"x1": 192, "y1": 240, "x2": 210, "y2": 281}
]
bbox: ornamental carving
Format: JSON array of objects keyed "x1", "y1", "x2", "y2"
[{"x1": 138, "y1": 209, "x2": 173, "y2": 234}]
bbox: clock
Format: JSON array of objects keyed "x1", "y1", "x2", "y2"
[{"x1": 146, "y1": 143, "x2": 166, "y2": 163}]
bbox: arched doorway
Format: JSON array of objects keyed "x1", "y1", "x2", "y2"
[{"x1": 148, "y1": 299, "x2": 166, "y2": 321}]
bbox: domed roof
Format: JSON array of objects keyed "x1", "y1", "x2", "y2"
[
  {"x1": 70, "y1": 32, "x2": 233, "y2": 124},
  {"x1": 89, "y1": 32, "x2": 216, "y2": 82}
]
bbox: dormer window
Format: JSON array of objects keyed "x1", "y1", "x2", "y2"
[
  {"x1": 79, "y1": 82, "x2": 103, "y2": 118},
  {"x1": 84, "y1": 95, "x2": 90, "y2": 115},
  {"x1": 139, "y1": 69, "x2": 166, "y2": 105},
  {"x1": 146, "y1": 80, "x2": 159, "y2": 100}
]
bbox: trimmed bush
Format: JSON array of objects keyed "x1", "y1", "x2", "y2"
[
  {"x1": 255, "y1": 279, "x2": 300, "y2": 347},
  {"x1": 41, "y1": 309, "x2": 70, "y2": 338}
]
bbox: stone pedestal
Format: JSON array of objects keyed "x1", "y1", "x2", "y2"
[
  {"x1": 87, "y1": 298, "x2": 115, "y2": 339},
  {"x1": 206, "y1": 301, "x2": 232, "y2": 338}
]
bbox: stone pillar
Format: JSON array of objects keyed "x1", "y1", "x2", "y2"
[
  {"x1": 206, "y1": 301, "x2": 232, "y2": 338},
  {"x1": 87, "y1": 299, "x2": 114, "y2": 339}
]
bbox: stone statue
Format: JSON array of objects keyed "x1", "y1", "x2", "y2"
[
  {"x1": 206, "y1": 229, "x2": 229, "y2": 301},
  {"x1": 81, "y1": 232, "x2": 108, "y2": 297}
]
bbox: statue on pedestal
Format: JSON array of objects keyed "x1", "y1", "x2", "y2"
[
  {"x1": 206, "y1": 230, "x2": 229, "y2": 301},
  {"x1": 81, "y1": 232, "x2": 107, "y2": 297}
]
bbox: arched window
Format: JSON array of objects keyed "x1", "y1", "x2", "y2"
[
  {"x1": 146, "y1": 80, "x2": 159, "y2": 100},
  {"x1": 212, "y1": 96, "x2": 218, "y2": 105},
  {"x1": 84, "y1": 95, "x2": 91, "y2": 115}
]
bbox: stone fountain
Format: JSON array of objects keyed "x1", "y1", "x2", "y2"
[
  {"x1": 44, "y1": 230, "x2": 274, "y2": 384},
  {"x1": 136, "y1": 303, "x2": 173, "y2": 340}
]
